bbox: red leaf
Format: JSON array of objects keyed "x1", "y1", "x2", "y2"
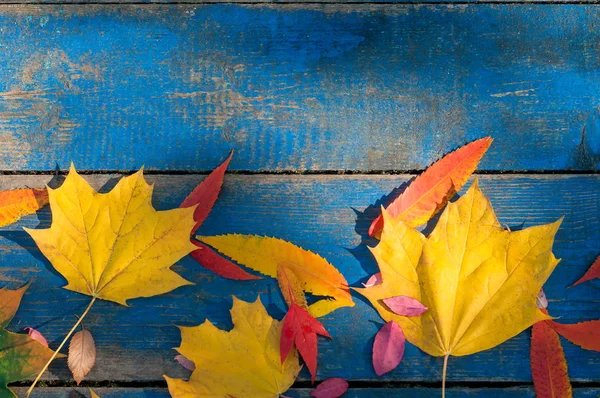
[
  {"x1": 571, "y1": 255, "x2": 600, "y2": 287},
  {"x1": 547, "y1": 320, "x2": 600, "y2": 352},
  {"x1": 190, "y1": 241, "x2": 261, "y2": 281},
  {"x1": 24, "y1": 327, "x2": 49, "y2": 347},
  {"x1": 530, "y1": 321, "x2": 572, "y2": 398},
  {"x1": 310, "y1": 378, "x2": 349, "y2": 398},
  {"x1": 280, "y1": 304, "x2": 330, "y2": 383},
  {"x1": 181, "y1": 150, "x2": 233, "y2": 234},
  {"x1": 369, "y1": 137, "x2": 492, "y2": 237},
  {"x1": 362, "y1": 272, "x2": 382, "y2": 288},
  {"x1": 372, "y1": 321, "x2": 405, "y2": 376},
  {"x1": 383, "y1": 296, "x2": 428, "y2": 316}
]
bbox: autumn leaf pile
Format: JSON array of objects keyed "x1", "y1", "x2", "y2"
[{"x1": 0, "y1": 137, "x2": 597, "y2": 398}]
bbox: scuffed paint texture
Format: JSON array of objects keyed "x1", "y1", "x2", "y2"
[
  {"x1": 0, "y1": 5, "x2": 599, "y2": 170},
  {"x1": 0, "y1": 174, "x2": 598, "y2": 383}
]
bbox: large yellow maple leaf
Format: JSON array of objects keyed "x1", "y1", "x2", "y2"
[
  {"x1": 165, "y1": 296, "x2": 302, "y2": 397},
  {"x1": 25, "y1": 165, "x2": 197, "y2": 305},
  {"x1": 357, "y1": 179, "x2": 561, "y2": 360}
]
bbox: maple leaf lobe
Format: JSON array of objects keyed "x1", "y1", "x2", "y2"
[
  {"x1": 25, "y1": 165, "x2": 197, "y2": 305},
  {"x1": 358, "y1": 179, "x2": 561, "y2": 357}
]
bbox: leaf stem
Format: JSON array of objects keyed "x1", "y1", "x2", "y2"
[
  {"x1": 26, "y1": 296, "x2": 97, "y2": 397},
  {"x1": 442, "y1": 354, "x2": 449, "y2": 398}
]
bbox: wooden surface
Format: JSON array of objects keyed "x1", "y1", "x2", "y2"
[
  {"x1": 1, "y1": 175, "x2": 599, "y2": 394},
  {"x1": 1, "y1": 5, "x2": 600, "y2": 171},
  {"x1": 9, "y1": 387, "x2": 600, "y2": 397},
  {"x1": 1, "y1": 2, "x2": 599, "y2": 397}
]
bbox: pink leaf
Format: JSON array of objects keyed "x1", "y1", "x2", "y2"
[
  {"x1": 372, "y1": 321, "x2": 406, "y2": 376},
  {"x1": 24, "y1": 327, "x2": 48, "y2": 347},
  {"x1": 310, "y1": 378, "x2": 349, "y2": 398},
  {"x1": 362, "y1": 273, "x2": 382, "y2": 288},
  {"x1": 536, "y1": 289, "x2": 548, "y2": 309},
  {"x1": 174, "y1": 354, "x2": 196, "y2": 371},
  {"x1": 180, "y1": 150, "x2": 233, "y2": 234},
  {"x1": 190, "y1": 241, "x2": 261, "y2": 281},
  {"x1": 383, "y1": 296, "x2": 428, "y2": 316}
]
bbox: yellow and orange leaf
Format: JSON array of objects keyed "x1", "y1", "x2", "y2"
[
  {"x1": 0, "y1": 188, "x2": 48, "y2": 228},
  {"x1": 358, "y1": 179, "x2": 561, "y2": 358},
  {"x1": 165, "y1": 296, "x2": 302, "y2": 397},
  {"x1": 25, "y1": 165, "x2": 197, "y2": 305},
  {"x1": 278, "y1": 265, "x2": 308, "y2": 310},
  {"x1": 369, "y1": 137, "x2": 492, "y2": 237},
  {"x1": 199, "y1": 235, "x2": 354, "y2": 317},
  {"x1": 531, "y1": 320, "x2": 572, "y2": 398}
]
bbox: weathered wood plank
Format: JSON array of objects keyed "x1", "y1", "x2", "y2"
[
  {"x1": 1, "y1": 5, "x2": 600, "y2": 171},
  {"x1": 9, "y1": 387, "x2": 600, "y2": 397},
  {"x1": 0, "y1": 174, "x2": 598, "y2": 383},
  {"x1": 2, "y1": 0, "x2": 598, "y2": 3}
]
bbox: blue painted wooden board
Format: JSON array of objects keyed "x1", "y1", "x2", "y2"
[
  {"x1": 1, "y1": 174, "x2": 598, "y2": 385},
  {"x1": 1, "y1": 5, "x2": 600, "y2": 171},
  {"x1": 9, "y1": 387, "x2": 600, "y2": 397}
]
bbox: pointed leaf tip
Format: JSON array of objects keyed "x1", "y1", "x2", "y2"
[
  {"x1": 181, "y1": 151, "x2": 233, "y2": 233},
  {"x1": 571, "y1": 255, "x2": 600, "y2": 287},
  {"x1": 281, "y1": 304, "x2": 330, "y2": 383},
  {"x1": 372, "y1": 321, "x2": 406, "y2": 376},
  {"x1": 369, "y1": 136, "x2": 492, "y2": 237}
]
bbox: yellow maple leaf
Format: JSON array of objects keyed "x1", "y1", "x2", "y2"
[
  {"x1": 357, "y1": 179, "x2": 561, "y2": 390},
  {"x1": 25, "y1": 165, "x2": 196, "y2": 305},
  {"x1": 165, "y1": 296, "x2": 302, "y2": 398},
  {"x1": 198, "y1": 235, "x2": 354, "y2": 317},
  {"x1": 23, "y1": 165, "x2": 197, "y2": 396}
]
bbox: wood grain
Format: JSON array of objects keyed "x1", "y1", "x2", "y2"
[
  {"x1": 0, "y1": 5, "x2": 600, "y2": 171},
  {"x1": 0, "y1": 174, "x2": 597, "y2": 383},
  {"x1": 9, "y1": 387, "x2": 600, "y2": 397}
]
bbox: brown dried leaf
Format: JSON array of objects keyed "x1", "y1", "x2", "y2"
[{"x1": 68, "y1": 329, "x2": 96, "y2": 385}]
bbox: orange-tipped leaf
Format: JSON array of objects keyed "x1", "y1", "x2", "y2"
[
  {"x1": 369, "y1": 137, "x2": 492, "y2": 237},
  {"x1": 0, "y1": 188, "x2": 48, "y2": 228}
]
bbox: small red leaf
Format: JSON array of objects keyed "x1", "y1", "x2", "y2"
[
  {"x1": 369, "y1": 137, "x2": 492, "y2": 237},
  {"x1": 571, "y1": 255, "x2": 600, "y2": 287},
  {"x1": 280, "y1": 304, "x2": 330, "y2": 383},
  {"x1": 310, "y1": 377, "x2": 349, "y2": 398},
  {"x1": 24, "y1": 327, "x2": 48, "y2": 347},
  {"x1": 372, "y1": 321, "x2": 405, "y2": 376},
  {"x1": 547, "y1": 320, "x2": 600, "y2": 352},
  {"x1": 362, "y1": 273, "x2": 382, "y2": 288},
  {"x1": 181, "y1": 150, "x2": 233, "y2": 234},
  {"x1": 530, "y1": 321, "x2": 572, "y2": 398},
  {"x1": 190, "y1": 241, "x2": 261, "y2": 281},
  {"x1": 383, "y1": 296, "x2": 428, "y2": 316},
  {"x1": 174, "y1": 354, "x2": 196, "y2": 371}
]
